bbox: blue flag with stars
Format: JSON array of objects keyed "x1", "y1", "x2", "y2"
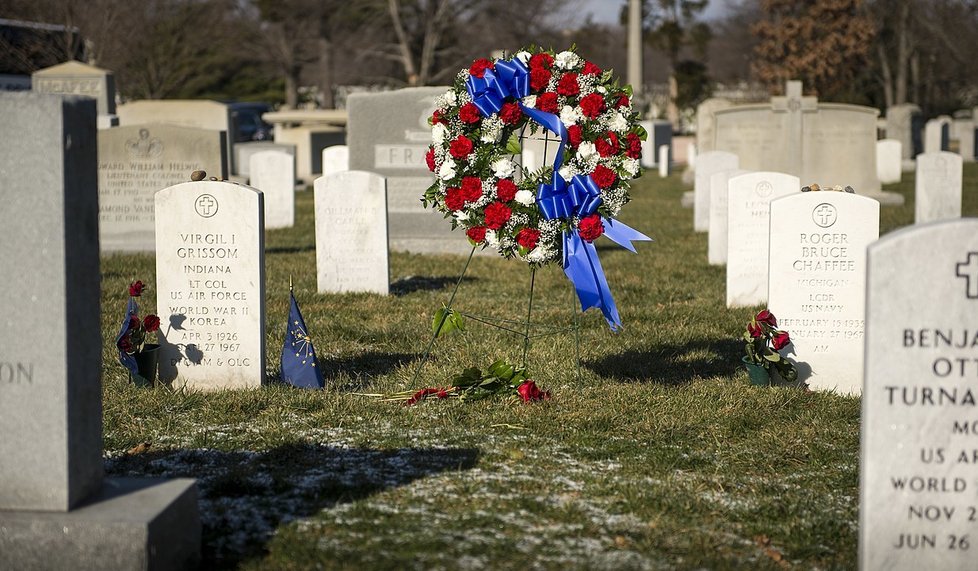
[
  {"x1": 115, "y1": 297, "x2": 139, "y2": 376},
  {"x1": 281, "y1": 290, "x2": 324, "y2": 389}
]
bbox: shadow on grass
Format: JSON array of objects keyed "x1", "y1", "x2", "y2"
[
  {"x1": 584, "y1": 339, "x2": 744, "y2": 386},
  {"x1": 265, "y1": 244, "x2": 315, "y2": 254},
  {"x1": 320, "y1": 351, "x2": 418, "y2": 390},
  {"x1": 105, "y1": 443, "x2": 480, "y2": 570},
  {"x1": 390, "y1": 275, "x2": 476, "y2": 296}
]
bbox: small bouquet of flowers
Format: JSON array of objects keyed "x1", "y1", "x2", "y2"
[
  {"x1": 369, "y1": 360, "x2": 550, "y2": 406},
  {"x1": 116, "y1": 280, "x2": 161, "y2": 385},
  {"x1": 742, "y1": 309, "x2": 798, "y2": 383}
]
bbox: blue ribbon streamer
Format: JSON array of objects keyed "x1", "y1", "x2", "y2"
[{"x1": 464, "y1": 56, "x2": 652, "y2": 330}]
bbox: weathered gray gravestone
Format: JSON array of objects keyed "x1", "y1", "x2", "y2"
[
  {"x1": 155, "y1": 180, "x2": 266, "y2": 390},
  {"x1": 915, "y1": 152, "x2": 963, "y2": 224},
  {"x1": 32, "y1": 60, "x2": 118, "y2": 128},
  {"x1": 693, "y1": 151, "x2": 738, "y2": 232},
  {"x1": 860, "y1": 218, "x2": 978, "y2": 570},
  {"x1": 250, "y1": 149, "x2": 295, "y2": 229},
  {"x1": 886, "y1": 103, "x2": 922, "y2": 161},
  {"x1": 347, "y1": 87, "x2": 472, "y2": 255},
  {"x1": 98, "y1": 124, "x2": 227, "y2": 251},
  {"x1": 117, "y1": 99, "x2": 235, "y2": 173},
  {"x1": 726, "y1": 171, "x2": 799, "y2": 307},
  {"x1": 695, "y1": 97, "x2": 732, "y2": 154},
  {"x1": 315, "y1": 171, "x2": 390, "y2": 295},
  {"x1": 768, "y1": 191, "x2": 880, "y2": 394},
  {"x1": 0, "y1": 92, "x2": 199, "y2": 570}
]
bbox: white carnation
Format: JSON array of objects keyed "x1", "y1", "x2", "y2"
[
  {"x1": 560, "y1": 105, "x2": 581, "y2": 127},
  {"x1": 608, "y1": 112, "x2": 629, "y2": 133},
  {"x1": 577, "y1": 142, "x2": 598, "y2": 160},
  {"x1": 438, "y1": 158, "x2": 456, "y2": 180},
  {"x1": 555, "y1": 51, "x2": 581, "y2": 70},
  {"x1": 522, "y1": 95, "x2": 537, "y2": 108},
  {"x1": 623, "y1": 157, "x2": 640, "y2": 177},
  {"x1": 515, "y1": 189, "x2": 536, "y2": 206},
  {"x1": 596, "y1": 85, "x2": 607, "y2": 94},
  {"x1": 435, "y1": 90, "x2": 457, "y2": 108},
  {"x1": 454, "y1": 210, "x2": 469, "y2": 221},
  {"x1": 526, "y1": 246, "x2": 554, "y2": 263},
  {"x1": 432, "y1": 123, "x2": 448, "y2": 144},
  {"x1": 516, "y1": 51, "x2": 531, "y2": 64},
  {"x1": 485, "y1": 230, "x2": 499, "y2": 248},
  {"x1": 559, "y1": 164, "x2": 578, "y2": 181},
  {"x1": 492, "y1": 158, "x2": 515, "y2": 178}
]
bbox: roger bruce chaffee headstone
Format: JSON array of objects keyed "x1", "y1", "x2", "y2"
[
  {"x1": 860, "y1": 219, "x2": 978, "y2": 571},
  {"x1": 98, "y1": 124, "x2": 227, "y2": 251},
  {"x1": 915, "y1": 151, "x2": 963, "y2": 224},
  {"x1": 707, "y1": 168, "x2": 750, "y2": 265},
  {"x1": 694, "y1": 151, "x2": 738, "y2": 232},
  {"x1": 156, "y1": 180, "x2": 266, "y2": 390},
  {"x1": 315, "y1": 171, "x2": 390, "y2": 295},
  {"x1": 347, "y1": 86, "x2": 472, "y2": 255},
  {"x1": 0, "y1": 92, "x2": 199, "y2": 570},
  {"x1": 725, "y1": 171, "x2": 799, "y2": 308},
  {"x1": 768, "y1": 191, "x2": 879, "y2": 394},
  {"x1": 250, "y1": 149, "x2": 295, "y2": 229}
]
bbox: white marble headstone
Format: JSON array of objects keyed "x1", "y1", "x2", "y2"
[
  {"x1": 915, "y1": 152, "x2": 963, "y2": 224},
  {"x1": 249, "y1": 150, "x2": 294, "y2": 229},
  {"x1": 877, "y1": 139, "x2": 902, "y2": 184},
  {"x1": 707, "y1": 169, "x2": 750, "y2": 265},
  {"x1": 155, "y1": 180, "x2": 266, "y2": 390},
  {"x1": 725, "y1": 171, "x2": 799, "y2": 308},
  {"x1": 925, "y1": 117, "x2": 951, "y2": 154},
  {"x1": 321, "y1": 145, "x2": 349, "y2": 176},
  {"x1": 686, "y1": 141, "x2": 696, "y2": 168},
  {"x1": 860, "y1": 218, "x2": 978, "y2": 570},
  {"x1": 639, "y1": 120, "x2": 654, "y2": 168},
  {"x1": 694, "y1": 151, "x2": 738, "y2": 232},
  {"x1": 768, "y1": 191, "x2": 879, "y2": 393},
  {"x1": 314, "y1": 171, "x2": 390, "y2": 295},
  {"x1": 658, "y1": 145, "x2": 670, "y2": 177}
]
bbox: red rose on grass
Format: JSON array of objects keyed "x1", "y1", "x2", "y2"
[
  {"x1": 143, "y1": 315, "x2": 160, "y2": 333},
  {"x1": 590, "y1": 164, "x2": 617, "y2": 188},
  {"x1": 747, "y1": 321, "x2": 763, "y2": 338},
  {"x1": 406, "y1": 387, "x2": 443, "y2": 406},
  {"x1": 449, "y1": 135, "x2": 474, "y2": 159},
  {"x1": 578, "y1": 93, "x2": 605, "y2": 119},
  {"x1": 466, "y1": 226, "x2": 487, "y2": 243},
  {"x1": 496, "y1": 178, "x2": 518, "y2": 202},
  {"x1": 756, "y1": 309, "x2": 777, "y2": 327},
  {"x1": 625, "y1": 133, "x2": 642, "y2": 159},
  {"x1": 483, "y1": 201, "x2": 512, "y2": 230},
  {"x1": 445, "y1": 187, "x2": 465, "y2": 211},
  {"x1": 469, "y1": 58, "x2": 493, "y2": 78},
  {"x1": 535, "y1": 92, "x2": 559, "y2": 114},
  {"x1": 595, "y1": 132, "x2": 619, "y2": 158},
  {"x1": 529, "y1": 52, "x2": 554, "y2": 70},
  {"x1": 556, "y1": 73, "x2": 580, "y2": 96},
  {"x1": 459, "y1": 102, "x2": 482, "y2": 124},
  {"x1": 516, "y1": 227, "x2": 541, "y2": 250},
  {"x1": 567, "y1": 125, "x2": 583, "y2": 147},
  {"x1": 500, "y1": 102, "x2": 523, "y2": 125},
  {"x1": 128, "y1": 280, "x2": 145, "y2": 297},
  {"x1": 517, "y1": 380, "x2": 550, "y2": 402},
  {"x1": 530, "y1": 68, "x2": 552, "y2": 91},
  {"x1": 425, "y1": 146, "x2": 436, "y2": 171},
  {"x1": 582, "y1": 61, "x2": 602, "y2": 76},
  {"x1": 615, "y1": 93, "x2": 630, "y2": 108},
  {"x1": 460, "y1": 177, "x2": 483, "y2": 203},
  {"x1": 430, "y1": 109, "x2": 445, "y2": 125},
  {"x1": 578, "y1": 214, "x2": 604, "y2": 242},
  {"x1": 772, "y1": 331, "x2": 791, "y2": 350}
]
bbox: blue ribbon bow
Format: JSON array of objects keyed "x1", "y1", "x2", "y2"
[{"x1": 464, "y1": 56, "x2": 651, "y2": 330}]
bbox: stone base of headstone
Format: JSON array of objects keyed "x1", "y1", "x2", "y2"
[
  {"x1": 680, "y1": 190, "x2": 694, "y2": 208},
  {"x1": 0, "y1": 478, "x2": 200, "y2": 571}
]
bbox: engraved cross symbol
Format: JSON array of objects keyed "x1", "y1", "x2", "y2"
[
  {"x1": 194, "y1": 194, "x2": 218, "y2": 218},
  {"x1": 957, "y1": 252, "x2": 978, "y2": 299},
  {"x1": 813, "y1": 203, "x2": 837, "y2": 228}
]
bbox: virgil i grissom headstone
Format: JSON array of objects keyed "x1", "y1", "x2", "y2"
[
  {"x1": 860, "y1": 219, "x2": 978, "y2": 570},
  {"x1": 0, "y1": 91, "x2": 199, "y2": 571},
  {"x1": 155, "y1": 180, "x2": 266, "y2": 390}
]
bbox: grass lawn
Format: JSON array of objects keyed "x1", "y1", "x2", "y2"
[{"x1": 100, "y1": 164, "x2": 978, "y2": 570}]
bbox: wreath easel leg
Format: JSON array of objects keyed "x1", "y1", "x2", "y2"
[{"x1": 520, "y1": 267, "x2": 536, "y2": 370}]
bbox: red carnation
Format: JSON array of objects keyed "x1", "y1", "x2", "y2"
[
  {"x1": 567, "y1": 125, "x2": 583, "y2": 147},
  {"x1": 772, "y1": 331, "x2": 791, "y2": 350},
  {"x1": 530, "y1": 68, "x2": 551, "y2": 91},
  {"x1": 529, "y1": 52, "x2": 554, "y2": 70},
  {"x1": 425, "y1": 146, "x2": 436, "y2": 172},
  {"x1": 143, "y1": 315, "x2": 160, "y2": 333},
  {"x1": 469, "y1": 58, "x2": 494, "y2": 78},
  {"x1": 595, "y1": 132, "x2": 619, "y2": 158},
  {"x1": 128, "y1": 280, "x2": 145, "y2": 297},
  {"x1": 579, "y1": 93, "x2": 605, "y2": 119},
  {"x1": 590, "y1": 164, "x2": 617, "y2": 188},
  {"x1": 582, "y1": 61, "x2": 602, "y2": 76},
  {"x1": 445, "y1": 187, "x2": 465, "y2": 211},
  {"x1": 449, "y1": 135, "x2": 474, "y2": 159},
  {"x1": 483, "y1": 201, "x2": 512, "y2": 230},
  {"x1": 430, "y1": 109, "x2": 445, "y2": 125},
  {"x1": 615, "y1": 93, "x2": 630, "y2": 108},
  {"x1": 496, "y1": 178, "x2": 518, "y2": 202},
  {"x1": 500, "y1": 102, "x2": 523, "y2": 125},
  {"x1": 466, "y1": 226, "x2": 487, "y2": 244},
  {"x1": 459, "y1": 102, "x2": 482, "y2": 124},
  {"x1": 748, "y1": 321, "x2": 763, "y2": 338},
  {"x1": 756, "y1": 309, "x2": 777, "y2": 327},
  {"x1": 535, "y1": 92, "x2": 559, "y2": 114},
  {"x1": 517, "y1": 380, "x2": 550, "y2": 402},
  {"x1": 460, "y1": 177, "x2": 483, "y2": 203},
  {"x1": 516, "y1": 227, "x2": 541, "y2": 250},
  {"x1": 578, "y1": 214, "x2": 604, "y2": 242},
  {"x1": 556, "y1": 72, "x2": 580, "y2": 96},
  {"x1": 625, "y1": 133, "x2": 642, "y2": 159}
]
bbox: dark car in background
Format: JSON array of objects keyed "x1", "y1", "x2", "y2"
[{"x1": 229, "y1": 102, "x2": 273, "y2": 142}]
